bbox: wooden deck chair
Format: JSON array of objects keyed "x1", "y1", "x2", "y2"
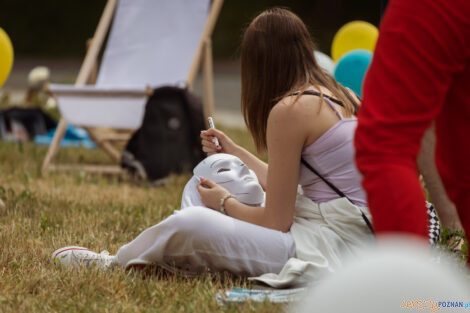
[{"x1": 42, "y1": 0, "x2": 223, "y2": 174}]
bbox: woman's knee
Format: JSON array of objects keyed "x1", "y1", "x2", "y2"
[{"x1": 167, "y1": 206, "x2": 219, "y2": 239}]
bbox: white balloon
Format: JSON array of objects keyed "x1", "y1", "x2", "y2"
[
  {"x1": 314, "y1": 51, "x2": 336, "y2": 76},
  {"x1": 293, "y1": 237, "x2": 470, "y2": 313}
]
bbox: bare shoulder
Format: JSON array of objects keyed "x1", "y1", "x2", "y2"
[
  {"x1": 267, "y1": 95, "x2": 322, "y2": 147},
  {"x1": 268, "y1": 94, "x2": 321, "y2": 124}
]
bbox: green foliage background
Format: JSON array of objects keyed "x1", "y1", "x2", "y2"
[{"x1": 0, "y1": 0, "x2": 379, "y2": 59}]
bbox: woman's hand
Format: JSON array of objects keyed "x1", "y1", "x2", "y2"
[
  {"x1": 200, "y1": 128, "x2": 239, "y2": 156},
  {"x1": 197, "y1": 177, "x2": 231, "y2": 211}
]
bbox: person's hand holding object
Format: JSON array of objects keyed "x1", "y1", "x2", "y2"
[
  {"x1": 197, "y1": 177, "x2": 233, "y2": 212},
  {"x1": 200, "y1": 128, "x2": 239, "y2": 156}
]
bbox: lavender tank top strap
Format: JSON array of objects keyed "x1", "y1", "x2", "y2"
[
  {"x1": 323, "y1": 97, "x2": 344, "y2": 120},
  {"x1": 290, "y1": 89, "x2": 345, "y2": 120}
]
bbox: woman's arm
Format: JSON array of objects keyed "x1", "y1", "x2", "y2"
[
  {"x1": 261, "y1": 99, "x2": 306, "y2": 230},
  {"x1": 417, "y1": 123, "x2": 462, "y2": 229},
  {"x1": 198, "y1": 98, "x2": 310, "y2": 232}
]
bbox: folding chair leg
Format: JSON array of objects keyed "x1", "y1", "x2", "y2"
[
  {"x1": 42, "y1": 0, "x2": 119, "y2": 174},
  {"x1": 203, "y1": 38, "x2": 215, "y2": 124},
  {"x1": 85, "y1": 128, "x2": 121, "y2": 162},
  {"x1": 76, "y1": 0, "x2": 117, "y2": 86},
  {"x1": 186, "y1": 0, "x2": 224, "y2": 88},
  {"x1": 42, "y1": 118, "x2": 68, "y2": 172},
  {"x1": 97, "y1": 140, "x2": 121, "y2": 163},
  {"x1": 85, "y1": 38, "x2": 98, "y2": 85}
]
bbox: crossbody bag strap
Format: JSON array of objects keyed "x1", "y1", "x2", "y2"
[{"x1": 301, "y1": 158, "x2": 374, "y2": 234}]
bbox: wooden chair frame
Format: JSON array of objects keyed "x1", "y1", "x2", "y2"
[{"x1": 42, "y1": 0, "x2": 223, "y2": 174}]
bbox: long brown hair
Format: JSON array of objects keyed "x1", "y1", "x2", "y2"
[{"x1": 241, "y1": 8, "x2": 358, "y2": 151}]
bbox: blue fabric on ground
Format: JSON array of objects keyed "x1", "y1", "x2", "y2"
[
  {"x1": 216, "y1": 287, "x2": 306, "y2": 304},
  {"x1": 34, "y1": 125, "x2": 96, "y2": 148}
]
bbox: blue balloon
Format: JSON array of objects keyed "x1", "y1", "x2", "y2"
[{"x1": 334, "y1": 49, "x2": 372, "y2": 97}]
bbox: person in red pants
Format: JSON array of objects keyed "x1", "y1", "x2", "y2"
[{"x1": 354, "y1": 0, "x2": 470, "y2": 255}]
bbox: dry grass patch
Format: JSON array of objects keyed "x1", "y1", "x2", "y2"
[
  {"x1": 0, "y1": 127, "x2": 282, "y2": 313},
  {"x1": 2, "y1": 125, "x2": 463, "y2": 312}
]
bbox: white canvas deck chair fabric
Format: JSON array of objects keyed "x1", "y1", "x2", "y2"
[{"x1": 42, "y1": 0, "x2": 223, "y2": 174}]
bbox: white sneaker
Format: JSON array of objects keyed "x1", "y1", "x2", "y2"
[{"x1": 51, "y1": 246, "x2": 115, "y2": 269}]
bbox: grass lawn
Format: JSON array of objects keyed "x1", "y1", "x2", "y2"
[
  {"x1": 0, "y1": 123, "x2": 466, "y2": 312},
  {"x1": 0, "y1": 125, "x2": 287, "y2": 313}
]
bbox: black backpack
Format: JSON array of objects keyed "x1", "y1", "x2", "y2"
[{"x1": 121, "y1": 86, "x2": 205, "y2": 183}]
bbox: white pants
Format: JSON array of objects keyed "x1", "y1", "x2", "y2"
[{"x1": 116, "y1": 206, "x2": 296, "y2": 277}]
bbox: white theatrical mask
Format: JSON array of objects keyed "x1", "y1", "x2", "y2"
[{"x1": 181, "y1": 154, "x2": 265, "y2": 208}]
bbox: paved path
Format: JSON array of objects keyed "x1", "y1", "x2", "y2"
[{"x1": 1, "y1": 58, "x2": 246, "y2": 129}]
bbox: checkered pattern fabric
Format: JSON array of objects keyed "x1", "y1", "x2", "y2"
[{"x1": 426, "y1": 202, "x2": 440, "y2": 246}]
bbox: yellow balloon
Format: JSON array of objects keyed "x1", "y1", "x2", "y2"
[
  {"x1": 0, "y1": 28, "x2": 14, "y2": 88},
  {"x1": 331, "y1": 21, "x2": 378, "y2": 62}
]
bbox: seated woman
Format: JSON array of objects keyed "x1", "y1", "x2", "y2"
[
  {"x1": 51, "y1": 8, "x2": 373, "y2": 287},
  {"x1": 53, "y1": 153, "x2": 292, "y2": 277}
]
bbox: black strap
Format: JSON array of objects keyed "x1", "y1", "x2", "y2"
[
  {"x1": 301, "y1": 158, "x2": 375, "y2": 234},
  {"x1": 290, "y1": 90, "x2": 359, "y2": 115}
]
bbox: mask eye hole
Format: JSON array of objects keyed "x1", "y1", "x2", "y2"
[{"x1": 217, "y1": 168, "x2": 230, "y2": 173}]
